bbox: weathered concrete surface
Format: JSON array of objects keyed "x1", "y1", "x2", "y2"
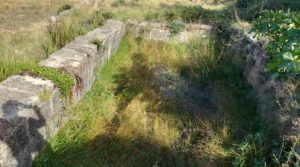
[
  {"x1": 0, "y1": 75, "x2": 62, "y2": 167},
  {"x1": 228, "y1": 25, "x2": 300, "y2": 140},
  {"x1": 128, "y1": 20, "x2": 212, "y2": 42},
  {"x1": 40, "y1": 20, "x2": 126, "y2": 101},
  {"x1": 0, "y1": 20, "x2": 126, "y2": 167}
]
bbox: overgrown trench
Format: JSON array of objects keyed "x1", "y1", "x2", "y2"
[{"x1": 33, "y1": 34, "x2": 278, "y2": 167}]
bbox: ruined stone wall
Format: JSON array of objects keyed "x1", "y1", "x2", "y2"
[
  {"x1": 228, "y1": 26, "x2": 300, "y2": 140},
  {"x1": 3, "y1": 17, "x2": 294, "y2": 167},
  {"x1": 0, "y1": 18, "x2": 211, "y2": 167},
  {"x1": 0, "y1": 20, "x2": 126, "y2": 167}
]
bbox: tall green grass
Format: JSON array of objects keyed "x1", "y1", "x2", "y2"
[
  {"x1": 44, "y1": 10, "x2": 111, "y2": 56},
  {"x1": 32, "y1": 33, "x2": 276, "y2": 166}
]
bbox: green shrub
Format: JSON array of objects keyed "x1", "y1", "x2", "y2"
[
  {"x1": 253, "y1": 11, "x2": 300, "y2": 79},
  {"x1": 231, "y1": 133, "x2": 268, "y2": 167}
]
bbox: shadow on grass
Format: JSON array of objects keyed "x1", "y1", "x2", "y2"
[
  {"x1": 34, "y1": 32, "x2": 281, "y2": 166},
  {"x1": 33, "y1": 39, "x2": 204, "y2": 167},
  {"x1": 33, "y1": 133, "x2": 188, "y2": 167}
]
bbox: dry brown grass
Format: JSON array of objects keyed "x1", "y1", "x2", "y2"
[
  {"x1": 0, "y1": 0, "x2": 103, "y2": 81},
  {"x1": 0, "y1": 0, "x2": 234, "y2": 82}
]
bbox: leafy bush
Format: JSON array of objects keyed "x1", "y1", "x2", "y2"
[
  {"x1": 253, "y1": 11, "x2": 300, "y2": 79},
  {"x1": 231, "y1": 133, "x2": 268, "y2": 167}
]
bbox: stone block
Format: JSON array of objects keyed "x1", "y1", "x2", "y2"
[
  {"x1": 40, "y1": 20, "x2": 126, "y2": 101},
  {"x1": 0, "y1": 75, "x2": 62, "y2": 167},
  {"x1": 40, "y1": 48, "x2": 97, "y2": 101}
]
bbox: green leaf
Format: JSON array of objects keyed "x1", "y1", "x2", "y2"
[{"x1": 283, "y1": 52, "x2": 294, "y2": 60}]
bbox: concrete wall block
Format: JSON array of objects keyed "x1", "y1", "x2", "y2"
[
  {"x1": 40, "y1": 48, "x2": 96, "y2": 101},
  {"x1": 40, "y1": 20, "x2": 126, "y2": 101},
  {"x1": 0, "y1": 75, "x2": 62, "y2": 167}
]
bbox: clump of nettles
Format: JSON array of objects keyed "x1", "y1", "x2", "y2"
[{"x1": 169, "y1": 20, "x2": 185, "y2": 34}]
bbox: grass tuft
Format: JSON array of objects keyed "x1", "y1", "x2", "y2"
[
  {"x1": 57, "y1": 4, "x2": 72, "y2": 14},
  {"x1": 20, "y1": 64, "x2": 75, "y2": 98}
]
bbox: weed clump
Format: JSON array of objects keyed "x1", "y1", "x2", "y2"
[
  {"x1": 57, "y1": 4, "x2": 72, "y2": 14},
  {"x1": 169, "y1": 20, "x2": 185, "y2": 34},
  {"x1": 20, "y1": 64, "x2": 75, "y2": 98},
  {"x1": 44, "y1": 10, "x2": 110, "y2": 56},
  {"x1": 91, "y1": 39, "x2": 103, "y2": 50}
]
